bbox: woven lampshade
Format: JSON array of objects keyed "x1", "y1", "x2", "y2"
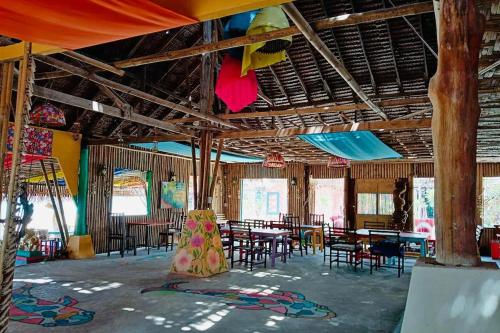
[
  {"x1": 263, "y1": 152, "x2": 286, "y2": 168},
  {"x1": 327, "y1": 155, "x2": 350, "y2": 168},
  {"x1": 30, "y1": 103, "x2": 66, "y2": 127}
]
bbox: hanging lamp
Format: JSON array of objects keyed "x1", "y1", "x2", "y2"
[
  {"x1": 263, "y1": 152, "x2": 286, "y2": 168},
  {"x1": 30, "y1": 103, "x2": 66, "y2": 127},
  {"x1": 327, "y1": 155, "x2": 350, "y2": 168}
]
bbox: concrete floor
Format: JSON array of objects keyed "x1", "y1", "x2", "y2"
[{"x1": 10, "y1": 248, "x2": 415, "y2": 333}]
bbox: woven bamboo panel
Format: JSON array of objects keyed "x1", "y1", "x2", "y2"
[
  {"x1": 309, "y1": 164, "x2": 345, "y2": 178},
  {"x1": 86, "y1": 145, "x2": 222, "y2": 254},
  {"x1": 350, "y1": 162, "x2": 413, "y2": 179}
]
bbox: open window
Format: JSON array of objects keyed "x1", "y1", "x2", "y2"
[
  {"x1": 111, "y1": 168, "x2": 151, "y2": 216},
  {"x1": 240, "y1": 178, "x2": 288, "y2": 221}
]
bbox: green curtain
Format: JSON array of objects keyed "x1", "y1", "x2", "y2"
[{"x1": 74, "y1": 148, "x2": 89, "y2": 235}]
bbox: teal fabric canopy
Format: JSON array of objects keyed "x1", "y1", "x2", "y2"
[
  {"x1": 132, "y1": 142, "x2": 262, "y2": 163},
  {"x1": 298, "y1": 131, "x2": 402, "y2": 160}
]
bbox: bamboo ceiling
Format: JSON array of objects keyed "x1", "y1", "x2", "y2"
[{"x1": 1, "y1": 0, "x2": 500, "y2": 162}]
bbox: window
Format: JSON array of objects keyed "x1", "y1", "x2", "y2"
[
  {"x1": 188, "y1": 175, "x2": 196, "y2": 211},
  {"x1": 111, "y1": 168, "x2": 151, "y2": 216},
  {"x1": 483, "y1": 177, "x2": 500, "y2": 227},
  {"x1": 310, "y1": 178, "x2": 344, "y2": 227},
  {"x1": 357, "y1": 193, "x2": 377, "y2": 215},
  {"x1": 240, "y1": 179, "x2": 288, "y2": 221},
  {"x1": 378, "y1": 194, "x2": 393, "y2": 215},
  {"x1": 413, "y1": 177, "x2": 435, "y2": 239}
]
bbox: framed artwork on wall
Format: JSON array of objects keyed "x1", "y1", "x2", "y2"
[{"x1": 160, "y1": 181, "x2": 186, "y2": 209}]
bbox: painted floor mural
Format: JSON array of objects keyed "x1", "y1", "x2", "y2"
[
  {"x1": 141, "y1": 281, "x2": 336, "y2": 319},
  {"x1": 10, "y1": 282, "x2": 95, "y2": 327}
]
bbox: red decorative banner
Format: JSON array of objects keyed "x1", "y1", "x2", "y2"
[{"x1": 7, "y1": 125, "x2": 53, "y2": 157}]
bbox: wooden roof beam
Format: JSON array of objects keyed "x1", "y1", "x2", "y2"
[
  {"x1": 65, "y1": 51, "x2": 125, "y2": 76},
  {"x1": 31, "y1": 85, "x2": 194, "y2": 137},
  {"x1": 36, "y1": 55, "x2": 238, "y2": 129},
  {"x1": 112, "y1": 2, "x2": 434, "y2": 68},
  {"x1": 282, "y1": 3, "x2": 389, "y2": 121},
  {"x1": 164, "y1": 96, "x2": 431, "y2": 123},
  {"x1": 215, "y1": 118, "x2": 431, "y2": 139}
]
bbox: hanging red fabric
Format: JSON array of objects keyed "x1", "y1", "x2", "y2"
[
  {"x1": 215, "y1": 54, "x2": 258, "y2": 112},
  {"x1": 0, "y1": 0, "x2": 196, "y2": 49}
]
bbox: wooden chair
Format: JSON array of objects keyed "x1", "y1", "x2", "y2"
[
  {"x1": 364, "y1": 221, "x2": 386, "y2": 230},
  {"x1": 323, "y1": 225, "x2": 363, "y2": 271},
  {"x1": 284, "y1": 216, "x2": 308, "y2": 256},
  {"x1": 229, "y1": 221, "x2": 249, "y2": 268},
  {"x1": 309, "y1": 214, "x2": 324, "y2": 226},
  {"x1": 368, "y1": 230, "x2": 405, "y2": 277},
  {"x1": 158, "y1": 211, "x2": 177, "y2": 252},
  {"x1": 107, "y1": 213, "x2": 136, "y2": 257}
]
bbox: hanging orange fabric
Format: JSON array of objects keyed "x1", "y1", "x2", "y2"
[{"x1": 0, "y1": 0, "x2": 196, "y2": 49}]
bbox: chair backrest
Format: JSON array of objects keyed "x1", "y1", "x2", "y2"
[
  {"x1": 229, "y1": 220, "x2": 249, "y2": 240},
  {"x1": 329, "y1": 226, "x2": 357, "y2": 243},
  {"x1": 368, "y1": 230, "x2": 401, "y2": 246},
  {"x1": 285, "y1": 216, "x2": 301, "y2": 234},
  {"x1": 108, "y1": 213, "x2": 126, "y2": 235},
  {"x1": 369, "y1": 230, "x2": 403, "y2": 257},
  {"x1": 364, "y1": 221, "x2": 386, "y2": 230},
  {"x1": 310, "y1": 214, "x2": 324, "y2": 226}
]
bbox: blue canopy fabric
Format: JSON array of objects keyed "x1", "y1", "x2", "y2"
[
  {"x1": 298, "y1": 131, "x2": 402, "y2": 161},
  {"x1": 132, "y1": 142, "x2": 262, "y2": 163}
]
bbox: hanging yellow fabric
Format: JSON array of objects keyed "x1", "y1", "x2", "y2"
[{"x1": 241, "y1": 6, "x2": 292, "y2": 76}]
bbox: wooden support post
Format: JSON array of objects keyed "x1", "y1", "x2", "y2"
[
  {"x1": 429, "y1": 0, "x2": 484, "y2": 266},
  {"x1": 304, "y1": 165, "x2": 310, "y2": 225},
  {"x1": 0, "y1": 42, "x2": 32, "y2": 333},
  {"x1": 0, "y1": 62, "x2": 14, "y2": 213},
  {"x1": 209, "y1": 138, "x2": 224, "y2": 205},
  {"x1": 40, "y1": 160, "x2": 67, "y2": 248},
  {"x1": 197, "y1": 20, "x2": 216, "y2": 210},
  {"x1": 50, "y1": 162, "x2": 69, "y2": 240},
  {"x1": 191, "y1": 138, "x2": 198, "y2": 210}
]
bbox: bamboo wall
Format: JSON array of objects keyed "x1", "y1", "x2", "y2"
[
  {"x1": 86, "y1": 145, "x2": 222, "y2": 253},
  {"x1": 222, "y1": 162, "x2": 500, "y2": 225}
]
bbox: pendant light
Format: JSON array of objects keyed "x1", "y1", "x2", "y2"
[{"x1": 327, "y1": 155, "x2": 350, "y2": 168}]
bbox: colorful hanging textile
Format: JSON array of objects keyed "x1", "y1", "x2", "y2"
[
  {"x1": 30, "y1": 103, "x2": 66, "y2": 127},
  {"x1": 216, "y1": 54, "x2": 258, "y2": 112},
  {"x1": 224, "y1": 11, "x2": 258, "y2": 59},
  {"x1": 170, "y1": 210, "x2": 228, "y2": 277},
  {"x1": 3, "y1": 154, "x2": 46, "y2": 170},
  {"x1": 241, "y1": 6, "x2": 292, "y2": 76},
  {"x1": 298, "y1": 131, "x2": 402, "y2": 161},
  {"x1": 0, "y1": 1, "x2": 290, "y2": 50},
  {"x1": 7, "y1": 124, "x2": 53, "y2": 157}
]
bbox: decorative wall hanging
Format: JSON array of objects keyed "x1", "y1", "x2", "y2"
[
  {"x1": 170, "y1": 210, "x2": 228, "y2": 277},
  {"x1": 215, "y1": 54, "x2": 258, "y2": 112},
  {"x1": 241, "y1": 6, "x2": 292, "y2": 76},
  {"x1": 7, "y1": 124, "x2": 53, "y2": 156},
  {"x1": 30, "y1": 103, "x2": 66, "y2": 127},
  {"x1": 327, "y1": 155, "x2": 350, "y2": 168},
  {"x1": 142, "y1": 281, "x2": 336, "y2": 319},
  {"x1": 263, "y1": 152, "x2": 286, "y2": 168},
  {"x1": 160, "y1": 181, "x2": 186, "y2": 209}
]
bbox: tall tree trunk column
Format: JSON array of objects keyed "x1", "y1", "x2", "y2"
[{"x1": 429, "y1": 0, "x2": 484, "y2": 266}]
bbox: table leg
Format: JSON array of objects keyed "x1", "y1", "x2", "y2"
[
  {"x1": 312, "y1": 230, "x2": 317, "y2": 254},
  {"x1": 320, "y1": 229, "x2": 324, "y2": 252},
  {"x1": 271, "y1": 236, "x2": 277, "y2": 267},
  {"x1": 146, "y1": 225, "x2": 150, "y2": 255},
  {"x1": 421, "y1": 239, "x2": 427, "y2": 257},
  {"x1": 283, "y1": 235, "x2": 287, "y2": 263}
]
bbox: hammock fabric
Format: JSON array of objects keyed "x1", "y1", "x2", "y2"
[
  {"x1": 0, "y1": 1, "x2": 291, "y2": 50},
  {"x1": 241, "y1": 6, "x2": 292, "y2": 76},
  {"x1": 298, "y1": 131, "x2": 402, "y2": 161},
  {"x1": 215, "y1": 54, "x2": 258, "y2": 112}
]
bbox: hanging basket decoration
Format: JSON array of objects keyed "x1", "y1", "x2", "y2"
[
  {"x1": 30, "y1": 103, "x2": 66, "y2": 127},
  {"x1": 223, "y1": 10, "x2": 258, "y2": 60},
  {"x1": 241, "y1": 6, "x2": 292, "y2": 76},
  {"x1": 262, "y1": 152, "x2": 286, "y2": 168},
  {"x1": 327, "y1": 155, "x2": 350, "y2": 168}
]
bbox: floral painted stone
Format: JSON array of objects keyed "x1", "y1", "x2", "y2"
[{"x1": 170, "y1": 210, "x2": 228, "y2": 277}]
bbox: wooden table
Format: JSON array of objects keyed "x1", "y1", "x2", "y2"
[
  {"x1": 356, "y1": 229, "x2": 429, "y2": 257},
  {"x1": 300, "y1": 225, "x2": 324, "y2": 254},
  {"x1": 127, "y1": 221, "x2": 173, "y2": 255},
  {"x1": 250, "y1": 228, "x2": 290, "y2": 267}
]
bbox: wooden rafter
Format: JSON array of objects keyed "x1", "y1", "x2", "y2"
[
  {"x1": 112, "y1": 2, "x2": 434, "y2": 68},
  {"x1": 215, "y1": 118, "x2": 431, "y2": 139},
  {"x1": 35, "y1": 55, "x2": 238, "y2": 129}
]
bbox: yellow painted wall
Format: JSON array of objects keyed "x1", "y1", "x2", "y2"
[{"x1": 51, "y1": 129, "x2": 81, "y2": 197}]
